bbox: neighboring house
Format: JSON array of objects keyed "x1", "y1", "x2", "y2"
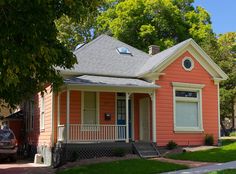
[
  {"x1": 24, "y1": 35, "x2": 227, "y2": 165},
  {"x1": 1, "y1": 111, "x2": 24, "y2": 146}
]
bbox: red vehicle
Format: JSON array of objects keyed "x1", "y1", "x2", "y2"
[{"x1": 0, "y1": 126, "x2": 18, "y2": 162}]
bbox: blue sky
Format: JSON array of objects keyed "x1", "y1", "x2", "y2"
[{"x1": 193, "y1": 0, "x2": 236, "y2": 35}]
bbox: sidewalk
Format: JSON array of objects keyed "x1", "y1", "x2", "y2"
[
  {"x1": 161, "y1": 160, "x2": 236, "y2": 174},
  {"x1": 154, "y1": 158, "x2": 216, "y2": 168}
]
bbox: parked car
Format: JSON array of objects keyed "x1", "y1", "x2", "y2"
[{"x1": 0, "y1": 126, "x2": 18, "y2": 161}]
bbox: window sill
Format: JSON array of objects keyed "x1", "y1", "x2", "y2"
[{"x1": 174, "y1": 128, "x2": 204, "y2": 133}]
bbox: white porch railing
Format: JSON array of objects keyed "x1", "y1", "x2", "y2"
[{"x1": 58, "y1": 124, "x2": 126, "y2": 142}]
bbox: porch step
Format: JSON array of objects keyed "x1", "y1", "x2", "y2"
[{"x1": 132, "y1": 142, "x2": 161, "y2": 158}]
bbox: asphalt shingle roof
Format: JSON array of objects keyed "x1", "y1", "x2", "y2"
[
  {"x1": 64, "y1": 34, "x2": 151, "y2": 77},
  {"x1": 137, "y1": 39, "x2": 192, "y2": 75},
  {"x1": 64, "y1": 75, "x2": 159, "y2": 88}
]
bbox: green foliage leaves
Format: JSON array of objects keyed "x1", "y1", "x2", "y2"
[
  {"x1": 217, "y1": 32, "x2": 236, "y2": 121},
  {"x1": 96, "y1": 0, "x2": 213, "y2": 51},
  {"x1": 0, "y1": 0, "x2": 101, "y2": 106}
]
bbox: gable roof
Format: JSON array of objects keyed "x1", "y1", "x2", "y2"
[
  {"x1": 137, "y1": 38, "x2": 192, "y2": 75},
  {"x1": 59, "y1": 34, "x2": 150, "y2": 77},
  {"x1": 138, "y1": 38, "x2": 228, "y2": 80},
  {"x1": 59, "y1": 34, "x2": 227, "y2": 81}
]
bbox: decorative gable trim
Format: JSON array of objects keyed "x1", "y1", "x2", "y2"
[{"x1": 141, "y1": 39, "x2": 228, "y2": 82}]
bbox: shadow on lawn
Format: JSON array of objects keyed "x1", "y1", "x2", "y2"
[{"x1": 168, "y1": 142, "x2": 236, "y2": 163}]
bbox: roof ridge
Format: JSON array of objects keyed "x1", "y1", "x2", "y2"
[
  {"x1": 137, "y1": 38, "x2": 193, "y2": 75},
  {"x1": 74, "y1": 34, "x2": 150, "y2": 58},
  {"x1": 104, "y1": 35, "x2": 151, "y2": 58},
  {"x1": 73, "y1": 34, "x2": 107, "y2": 54}
]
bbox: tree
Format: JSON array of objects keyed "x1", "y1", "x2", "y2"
[
  {"x1": 55, "y1": 14, "x2": 97, "y2": 50},
  {"x1": 216, "y1": 32, "x2": 236, "y2": 130},
  {"x1": 96, "y1": 0, "x2": 215, "y2": 51},
  {"x1": 0, "y1": 0, "x2": 102, "y2": 106}
]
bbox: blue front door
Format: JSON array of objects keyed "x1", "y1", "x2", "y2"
[{"x1": 117, "y1": 98, "x2": 132, "y2": 139}]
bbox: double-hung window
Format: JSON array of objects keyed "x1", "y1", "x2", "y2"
[
  {"x1": 172, "y1": 82, "x2": 204, "y2": 132},
  {"x1": 40, "y1": 95, "x2": 45, "y2": 130}
]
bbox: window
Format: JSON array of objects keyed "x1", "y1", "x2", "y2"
[
  {"x1": 30, "y1": 99, "x2": 34, "y2": 129},
  {"x1": 40, "y1": 95, "x2": 45, "y2": 130},
  {"x1": 116, "y1": 47, "x2": 132, "y2": 55},
  {"x1": 172, "y1": 82, "x2": 204, "y2": 132},
  {"x1": 182, "y1": 57, "x2": 194, "y2": 71},
  {"x1": 83, "y1": 92, "x2": 98, "y2": 124}
]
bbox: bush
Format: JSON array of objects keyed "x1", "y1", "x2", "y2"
[
  {"x1": 204, "y1": 134, "x2": 214, "y2": 146},
  {"x1": 166, "y1": 140, "x2": 177, "y2": 150},
  {"x1": 112, "y1": 147, "x2": 126, "y2": 157}
]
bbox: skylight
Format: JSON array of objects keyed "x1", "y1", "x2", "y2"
[{"x1": 116, "y1": 47, "x2": 132, "y2": 55}]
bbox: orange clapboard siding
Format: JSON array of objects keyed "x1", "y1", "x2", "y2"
[
  {"x1": 155, "y1": 51, "x2": 218, "y2": 146},
  {"x1": 99, "y1": 92, "x2": 116, "y2": 124},
  {"x1": 28, "y1": 85, "x2": 53, "y2": 147},
  {"x1": 59, "y1": 91, "x2": 81, "y2": 125}
]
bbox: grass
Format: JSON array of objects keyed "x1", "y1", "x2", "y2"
[
  {"x1": 207, "y1": 169, "x2": 236, "y2": 174},
  {"x1": 230, "y1": 131, "x2": 236, "y2": 137},
  {"x1": 56, "y1": 159, "x2": 188, "y2": 174},
  {"x1": 167, "y1": 140, "x2": 236, "y2": 163}
]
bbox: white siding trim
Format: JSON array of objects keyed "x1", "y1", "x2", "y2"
[
  {"x1": 172, "y1": 82, "x2": 205, "y2": 89},
  {"x1": 51, "y1": 90, "x2": 54, "y2": 145},
  {"x1": 151, "y1": 91, "x2": 156, "y2": 143},
  {"x1": 217, "y1": 83, "x2": 221, "y2": 139}
]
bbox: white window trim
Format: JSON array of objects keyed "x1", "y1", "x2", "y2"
[
  {"x1": 40, "y1": 95, "x2": 45, "y2": 131},
  {"x1": 81, "y1": 91, "x2": 100, "y2": 131},
  {"x1": 182, "y1": 57, "x2": 194, "y2": 71},
  {"x1": 172, "y1": 82, "x2": 204, "y2": 132}
]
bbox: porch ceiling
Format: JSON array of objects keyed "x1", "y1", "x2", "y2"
[{"x1": 64, "y1": 75, "x2": 159, "y2": 89}]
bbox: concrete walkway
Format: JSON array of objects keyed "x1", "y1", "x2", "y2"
[{"x1": 162, "y1": 160, "x2": 236, "y2": 174}]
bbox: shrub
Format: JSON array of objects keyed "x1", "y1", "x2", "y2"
[
  {"x1": 204, "y1": 134, "x2": 214, "y2": 146},
  {"x1": 112, "y1": 147, "x2": 126, "y2": 157},
  {"x1": 166, "y1": 140, "x2": 178, "y2": 150}
]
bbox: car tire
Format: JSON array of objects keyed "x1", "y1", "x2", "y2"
[{"x1": 10, "y1": 154, "x2": 17, "y2": 162}]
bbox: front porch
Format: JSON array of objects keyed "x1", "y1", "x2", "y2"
[
  {"x1": 58, "y1": 124, "x2": 126, "y2": 142},
  {"x1": 55, "y1": 75, "x2": 159, "y2": 144}
]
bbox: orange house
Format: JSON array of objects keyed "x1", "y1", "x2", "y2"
[{"x1": 24, "y1": 35, "x2": 227, "y2": 165}]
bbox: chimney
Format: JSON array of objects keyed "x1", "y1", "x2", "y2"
[{"x1": 148, "y1": 45, "x2": 160, "y2": 55}]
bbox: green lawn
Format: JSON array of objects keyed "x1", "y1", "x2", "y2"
[
  {"x1": 167, "y1": 141, "x2": 236, "y2": 163},
  {"x1": 57, "y1": 159, "x2": 188, "y2": 174},
  {"x1": 207, "y1": 169, "x2": 236, "y2": 174}
]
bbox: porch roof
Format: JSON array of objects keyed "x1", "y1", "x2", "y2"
[{"x1": 64, "y1": 75, "x2": 159, "y2": 89}]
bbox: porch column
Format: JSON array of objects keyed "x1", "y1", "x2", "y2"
[
  {"x1": 151, "y1": 91, "x2": 157, "y2": 143},
  {"x1": 125, "y1": 92, "x2": 130, "y2": 143},
  {"x1": 66, "y1": 89, "x2": 70, "y2": 142}
]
